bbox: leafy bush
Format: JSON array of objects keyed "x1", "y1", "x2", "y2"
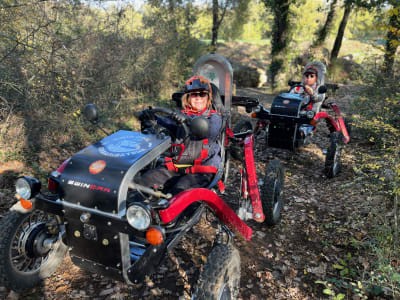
[
  {"x1": 350, "y1": 65, "x2": 400, "y2": 298},
  {"x1": 0, "y1": 2, "x2": 207, "y2": 176}
]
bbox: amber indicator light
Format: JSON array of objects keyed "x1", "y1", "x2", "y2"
[{"x1": 146, "y1": 227, "x2": 164, "y2": 245}]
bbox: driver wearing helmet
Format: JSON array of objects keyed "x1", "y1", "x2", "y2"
[
  {"x1": 290, "y1": 66, "x2": 324, "y2": 111},
  {"x1": 136, "y1": 75, "x2": 222, "y2": 195}
]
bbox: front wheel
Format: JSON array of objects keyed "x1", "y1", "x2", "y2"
[
  {"x1": 325, "y1": 131, "x2": 344, "y2": 178},
  {"x1": 193, "y1": 243, "x2": 240, "y2": 300},
  {"x1": 261, "y1": 159, "x2": 285, "y2": 226},
  {"x1": 0, "y1": 210, "x2": 68, "y2": 291}
]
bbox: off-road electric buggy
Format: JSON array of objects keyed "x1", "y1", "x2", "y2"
[
  {"x1": 233, "y1": 62, "x2": 351, "y2": 178},
  {"x1": 0, "y1": 54, "x2": 285, "y2": 299}
]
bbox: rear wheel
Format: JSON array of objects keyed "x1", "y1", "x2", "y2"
[
  {"x1": 261, "y1": 159, "x2": 285, "y2": 226},
  {"x1": 193, "y1": 243, "x2": 240, "y2": 300},
  {"x1": 231, "y1": 119, "x2": 254, "y2": 160},
  {"x1": 0, "y1": 210, "x2": 67, "y2": 291},
  {"x1": 325, "y1": 131, "x2": 344, "y2": 178}
]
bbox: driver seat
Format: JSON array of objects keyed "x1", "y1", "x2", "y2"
[
  {"x1": 171, "y1": 83, "x2": 229, "y2": 191},
  {"x1": 304, "y1": 61, "x2": 327, "y2": 113}
]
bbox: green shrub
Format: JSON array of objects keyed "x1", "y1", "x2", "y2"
[{"x1": 350, "y1": 64, "x2": 400, "y2": 299}]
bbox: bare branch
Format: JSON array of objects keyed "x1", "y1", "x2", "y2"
[
  {"x1": 0, "y1": 0, "x2": 51, "y2": 9},
  {"x1": 0, "y1": 20, "x2": 55, "y2": 63}
]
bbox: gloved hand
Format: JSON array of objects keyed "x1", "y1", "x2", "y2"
[
  {"x1": 293, "y1": 87, "x2": 301, "y2": 94},
  {"x1": 170, "y1": 112, "x2": 187, "y2": 124},
  {"x1": 138, "y1": 109, "x2": 156, "y2": 122},
  {"x1": 139, "y1": 108, "x2": 156, "y2": 132},
  {"x1": 304, "y1": 85, "x2": 314, "y2": 96}
]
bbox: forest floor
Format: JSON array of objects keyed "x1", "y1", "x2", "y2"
[{"x1": 0, "y1": 85, "x2": 383, "y2": 300}]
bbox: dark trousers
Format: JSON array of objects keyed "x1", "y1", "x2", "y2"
[{"x1": 136, "y1": 166, "x2": 214, "y2": 195}]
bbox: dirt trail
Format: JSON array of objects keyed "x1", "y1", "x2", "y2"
[{"x1": 0, "y1": 86, "x2": 361, "y2": 300}]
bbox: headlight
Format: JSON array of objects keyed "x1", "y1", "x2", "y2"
[
  {"x1": 306, "y1": 111, "x2": 315, "y2": 119},
  {"x1": 16, "y1": 177, "x2": 41, "y2": 200},
  {"x1": 126, "y1": 203, "x2": 151, "y2": 231}
]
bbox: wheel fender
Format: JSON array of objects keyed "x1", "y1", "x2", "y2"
[
  {"x1": 314, "y1": 112, "x2": 349, "y2": 144},
  {"x1": 337, "y1": 117, "x2": 350, "y2": 144},
  {"x1": 317, "y1": 103, "x2": 350, "y2": 144},
  {"x1": 159, "y1": 188, "x2": 252, "y2": 241},
  {"x1": 314, "y1": 112, "x2": 340, "y2": 131}
]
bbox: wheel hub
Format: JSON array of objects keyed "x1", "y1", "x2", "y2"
[
  {"x1": 7, "y1": 211, "x2": 65, "y2": 276},
  {"x1": 19, "y1": 222, "x2": 53, "y2": 259}
]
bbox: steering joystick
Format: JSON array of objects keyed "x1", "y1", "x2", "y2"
[{"x1": 190, "y1": 116, "x2": 210, "y2": 139}]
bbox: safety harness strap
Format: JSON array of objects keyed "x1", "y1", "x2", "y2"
[
  {"x1": 217, "y1": 180, "x2": 225, "y2": 193},
  {"x1": 171, "y1": 143, "x2": 185, "y2": 163},
  {"x1": 185, "y1": 165, "x2": 217, "y2": 174},
  {"x1": 193, "y1": 139, "x2": 209, "y2": 167},
  {"x1": 164, "y1": 110, "x2": 219, "y2": 174},
  {"x1": 164, "y1": 157, "x2": 178, "y2": 172},
  {"x1": 226, "y1": 127, "x2": 234, "y2": 146}
]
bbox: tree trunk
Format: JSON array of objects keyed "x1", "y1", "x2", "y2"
[
  {"x1": 263, "y1": 0, "x2": 291, "y2": 87},
  {"x1": 211, "y1": 0, "x2": 219, "y2": 52},
  {"x1": 168, "y1": 0, "x2": 178, "y2": 36},
  {"x1": 382, "y1": 8, "x2": 400, "y2": 78},
  {"x1": 313, "y1": 0, "x2": 338, "y2": 47},
  {"x1": 331, "y1": 1, "x2": 352, "y2": 61},
  {"x1": 270, "y1": 0, "x2": 290, "y2": 56}
]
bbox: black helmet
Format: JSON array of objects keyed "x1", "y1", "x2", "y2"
[{"x1": 184, "y1": 75, "x2": 212, "y2": 95}]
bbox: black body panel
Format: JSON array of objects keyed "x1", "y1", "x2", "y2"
[
  {"x1": 59, "y1": 131, "x2": 166, "y2": 213},
  {"x1": 268, "y1": 93, "x2": 304, "y2": 150},
  {"x1": 70, "y1": 254, "x2": 124, "y2": 282},
  {"x1": 66, "y1": 208, "x2": 123, "y2": 271},
  {"x1": 33, "y1": 194, "x2": 145, "y2": 236},
  {"x1": 270, "y1": 93, "x2": 303, "y2": 117},
  {"x1": 56, "y1": 130, "x2": 169, "y2": 271},
  {"x1": 268, "y1": 121, "x2": 300, "y2": 150},
  {"x1": 127, "y1": 243, "x2": 167, "y2": 284}
]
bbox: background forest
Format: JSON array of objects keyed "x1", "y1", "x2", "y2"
[{"x1": 0, "y1": 0, "x2": 399, "y2": 299}]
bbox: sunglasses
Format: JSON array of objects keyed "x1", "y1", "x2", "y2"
[
  {"x1": 304, "y1": 74, "x2": 316, "y2": 78},
  {"x1": 190, "y1": 91, "x2": 208, "y2": 98}
]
